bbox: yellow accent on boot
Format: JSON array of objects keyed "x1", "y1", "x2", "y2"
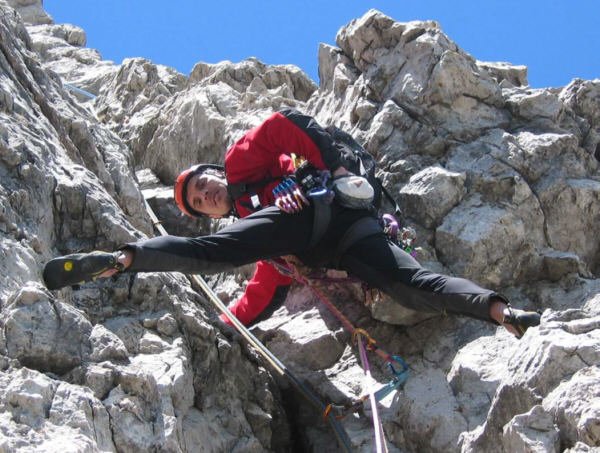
[{"x1": 64, "y1": 261, "x2": 73, "y2": 271}]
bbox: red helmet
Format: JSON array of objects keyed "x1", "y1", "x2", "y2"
[{"x1": 174, "y1": 164, "x2": 225, "y2": 217}]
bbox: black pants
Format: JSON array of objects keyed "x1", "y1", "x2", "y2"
[{"x1": 127, "y1": 205, "x2": 500, "y2": 322}]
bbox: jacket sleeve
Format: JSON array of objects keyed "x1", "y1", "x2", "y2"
[
  {"x1": 220, "y1": 260, "x2": 292, "y2": 326},
  {"x1": 225, "y1": 110, "x2": 345, "y2": 186},
  {"x1": 225, "y1": 110, "x2": 348, "y2": 216},
  {"x1": 276, "y1": 108, "x2": 347, "y2": 171}
]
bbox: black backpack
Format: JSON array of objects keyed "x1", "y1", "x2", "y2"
[{"x1": 227, "y1": 123, "x2": 401, "y2": 217}]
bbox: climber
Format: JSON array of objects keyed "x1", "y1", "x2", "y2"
[{"x1": 42, "y1": 109, "x2": 541, "y2": 338}]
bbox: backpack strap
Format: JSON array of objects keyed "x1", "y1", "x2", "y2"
[
  {"x1": 308, "y1": 197, "x2": 332, "y2": 248},
  {"x1": 227, "y1": 177, "x2": 275, "y2": 201},
  {"x1": 375, "y1": 178, "x2": 403, "y2": 217}
]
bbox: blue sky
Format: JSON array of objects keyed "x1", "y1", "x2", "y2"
[{"x1": 44, "y1": 1, "x2": 599, "y2": 89}]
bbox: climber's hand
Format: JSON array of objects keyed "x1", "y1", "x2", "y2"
[{"x1": 273, "y1": 178, "x2": 309, "y2": 213}]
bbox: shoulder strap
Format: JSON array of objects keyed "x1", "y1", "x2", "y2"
[
  {"x1": 227, "y1": 177, "x2": 276, "y2": 201},
  {"x1": 376, "y1": 179, "x2": 403, "y2": 216},
  {"x1": 308, "y1": 197, "x2": 332, "y2": 248}
]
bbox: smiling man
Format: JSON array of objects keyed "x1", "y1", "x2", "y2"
[
  {"x1": 177, "y1": 165, "x2": 233, "y2": 218},
  {"x1": 43, "y1": 109, "x2": 541, "y2": 339}
]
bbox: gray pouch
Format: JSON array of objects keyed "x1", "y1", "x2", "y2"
[{"x1": 331, "y1": 175, "x2": 374, "y2": 209}]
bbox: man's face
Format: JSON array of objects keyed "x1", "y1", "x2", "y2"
[{"x1": 185, "y1": 171, "x2": 232, "y2": 218}]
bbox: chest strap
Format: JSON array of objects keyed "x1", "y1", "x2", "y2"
[{"x1": 227, "y1": 177, "x2": 276, "y2": 201}]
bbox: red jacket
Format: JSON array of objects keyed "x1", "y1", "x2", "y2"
[{"x1": 220, "y1": 109, "x2": 342, "y2": 325}]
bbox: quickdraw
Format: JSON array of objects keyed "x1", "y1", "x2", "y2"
[{"x1": 381, "y1": 213, "x2": 418, "y2": 258}]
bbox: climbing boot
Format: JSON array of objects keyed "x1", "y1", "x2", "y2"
[
  {"x1": 43, "y1": 251, "x2": 124, "y2": 290},
  {"x1": 502, "y1": 305, "x2": 541, "y2": 339}
]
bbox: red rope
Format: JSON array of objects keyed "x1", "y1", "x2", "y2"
[{"x1": 277, "y1": 258, "x2": 399, "y2": 450}]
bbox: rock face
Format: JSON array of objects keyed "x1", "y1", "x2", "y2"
[
  {"x1": 17, "y1": 0, "x2": 117, "y2": 99},
  {"x1": 0, "y1": 2, "x2": 599, "y2": 452}
]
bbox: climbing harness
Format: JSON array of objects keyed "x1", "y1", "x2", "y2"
[
  {"x1": 141, "y1": 198, "x2": 354, "y2": 452},
  {"x1": 271, "y1": 258, "x2": 409, "y2": 452},
  {"x1": 332, "y1": 213, "x2": 418, "y2": 269}
]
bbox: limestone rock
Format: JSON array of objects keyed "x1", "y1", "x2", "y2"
[
  {"x1": 94, "y1": 57, "x2": 187, "y2": 163},
  {"x1": 476, "y1": 60, "x2": 528, "y2": 88},
  {"x1": 315, "y1": 9, "x2": 509, "y2": 142},
  {"x1": 92, "y1": 57, "x2": 316, "y2": 186},
  {"x1": 502, "y1": 405, "x2": 560, "y2": 452},
  {"x1": 506, "y1": 88, "x2": 563, "y2": 123},
  {"x1": 190, "y1": 57, "x2": 317, "y2": 102},
  {"x1": 1, "y1": 283, "x2": 92, "y2": 374},
  {"x1": 366, "y1": 289, "x2": 438, "y2": 326},
  {"x1": 0, "y1": 4, "x2": 291, "y2": 451},
  {"x1": 564, "y1": 442, "x2": 599, "y2": 453},
  {"x1": 1, "y1": 2, "x2": 599, "y2": 451},
  {"x1": 394, "y1": 367, "x2": 469, "y2": 452},
  {"x1": 541, "y1": 249, "x2": 591, "y2": 282},
  {"x1": 0, "y1": 366, "x2": 115, "y2": 452},
  {"x1": 435, "y1": 195, "x2": 542, "y2": 287},
  {"x1": 460, "y1": 305, "x2": 600, "y2": 452},
  {"x1": 6, "y1": 0, "x2": 51, "y2": 25},
  {"x1": 542, "y1": 366, "x2": 600, "y2": 447},
  {"x1": 254, "y1": 286, "x2": 346, "y2": 370},
  {"x1": 399, "y1": 166, "x2": 466, "y2": 228},
  {"x1": 448, "y1": 335, "x2": 516, "y2": 429},
  {"x1": 88, "y1": 323, "x2": 129, "y2": 362},
  {"x1": 559, "y1": 79, "x2": 600, "y2": 157},
  {"x1": 536, "y1": 177, "x2": 600, "y2": 274},
  {"x1": 27, "y1": 21, "x2": 117, "y2": 98}
]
